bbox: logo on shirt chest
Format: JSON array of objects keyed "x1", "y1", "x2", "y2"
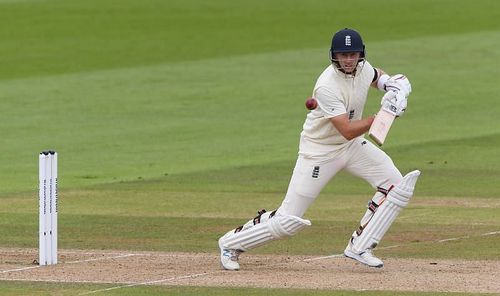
[{"x1": 349, "y1": 110, "x2": 355, "y2": 120}]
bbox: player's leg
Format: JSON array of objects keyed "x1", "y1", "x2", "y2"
[
  {"x1": 276, "y1": 154, "x2": 345, "y2": 217},
  {"x1": 343, "y1": 139, "x2": 420, "y2": 267},
  {"x1": 345, "y1": 139, "x2": 403, "y2": 240},
  {"x1": 218, "y1": 210, "x2": 311, "y2": 270},
  {"x1": 218, "y1": 155, "x2": 344, "y2": 270}
]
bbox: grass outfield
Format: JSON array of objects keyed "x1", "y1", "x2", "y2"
[{"x1": 0, "y1": 0, "x2": 499, "y2": 295}]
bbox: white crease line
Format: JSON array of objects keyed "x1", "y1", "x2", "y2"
[
  {"x1": 79, "y1": 271, "x2": 221, "y2": 295},
  {"x1": 378, "y1": 244, "x2": 401, "y2": 250},
  {"x1": 0, "y1": 266, "x2": 40, "y2": 274},
  {"x1": 438, "y1": 237, "x2": 465, "y2": 243},
  {"x1": 482, "y1": 231, "x2": 500, "y2": 236},
  {"x1": 299, "y1": 243, "x2": 405, "y2": 263},
  {"x1": 0, "y1": 254, "x2": 137, "y2": 274},
  {"x1": 301, "y1": 253, "x2": 344, "y2": 262}
]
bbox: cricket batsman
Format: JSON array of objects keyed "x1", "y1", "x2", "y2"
[{"x1": 218, "y1": 28, "x2": 420, "y2": 270}]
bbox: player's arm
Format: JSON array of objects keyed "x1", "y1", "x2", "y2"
[{"x1": 329, "y1": 114, "x2": 375, "y2": 141}]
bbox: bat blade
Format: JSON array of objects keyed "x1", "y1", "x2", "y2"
[{"x1": 368, "y1": 108, "x2": 395, "y2": 146}]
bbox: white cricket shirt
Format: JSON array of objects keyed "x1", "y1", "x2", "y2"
[{"x1": 299, "y1": 61, "x2": 375, "y2": 157}]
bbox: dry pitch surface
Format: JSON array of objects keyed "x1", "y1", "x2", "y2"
[{"x1": 0, "y1": 248, "x2": 499, "y2": 295}]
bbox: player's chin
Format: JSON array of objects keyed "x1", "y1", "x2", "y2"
[{"x1": 343, "y1": 66, "x2": 355, "y2": 73}]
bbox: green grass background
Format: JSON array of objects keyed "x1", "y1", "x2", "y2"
[{"x1": 0, "y1": 0, "x2": 499, "y2": 295}]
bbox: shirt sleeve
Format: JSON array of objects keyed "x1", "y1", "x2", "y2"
[
  {"x1": 313, "y1": 86, "x2": 346, "y2": 118},
  {"x1": 363, "y1": 61, "x2": 375, "y2": 83}
]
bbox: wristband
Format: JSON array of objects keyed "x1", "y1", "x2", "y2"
[{"x1": 377, "y1": 74, "x2": 390, "y2": 91}]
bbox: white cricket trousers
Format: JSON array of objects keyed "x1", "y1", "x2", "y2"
[{"x1": 276, "y1": 137, "x2": 403, "y2": 218}]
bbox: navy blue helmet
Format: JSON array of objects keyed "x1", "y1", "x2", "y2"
[{"x1": 329, "y1": 28, "x2": 366, "y2": 62}]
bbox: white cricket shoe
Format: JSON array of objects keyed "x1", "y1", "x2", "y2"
[
  {"x1": 218, "y1": 237, "x2": 242, "y2": 271},
  {"x1": 344, "y1": 241, "x2": 384, "y2": 268}
]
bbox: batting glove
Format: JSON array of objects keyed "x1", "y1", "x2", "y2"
[
  {"x1": 381, "y1": 91, "x2": 407, "y2": 117},
  {"x1": 385, "y1": 74, "x2": 412, "y2": 99}
]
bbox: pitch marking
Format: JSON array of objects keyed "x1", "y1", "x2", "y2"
[
  {"x1": 78, "y1": 271, "x2": 222, "y2": 295},
  {"x1": 0, "y1": 254, "x2": 136, "y2": 274}
]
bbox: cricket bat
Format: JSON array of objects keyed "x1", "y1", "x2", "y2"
[{"x1": 368, "y1": 108, "x2": 396, "y2": 146}]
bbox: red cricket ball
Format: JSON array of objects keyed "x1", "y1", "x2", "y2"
[{"x1": 305, "y1": 97, "x2": 318, "y2": 110}]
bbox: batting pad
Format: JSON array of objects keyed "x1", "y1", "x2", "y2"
[
  {"x1": 352, "y1": 170, "x2": 421, "y2": 253},
  {"x1": 221, "y1": 215, "x2": 311, "y2": 252}
]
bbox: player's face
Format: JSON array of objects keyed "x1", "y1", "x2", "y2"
[{"x1": 335, "y1": 52, "x2": 360, "y2": 74}]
